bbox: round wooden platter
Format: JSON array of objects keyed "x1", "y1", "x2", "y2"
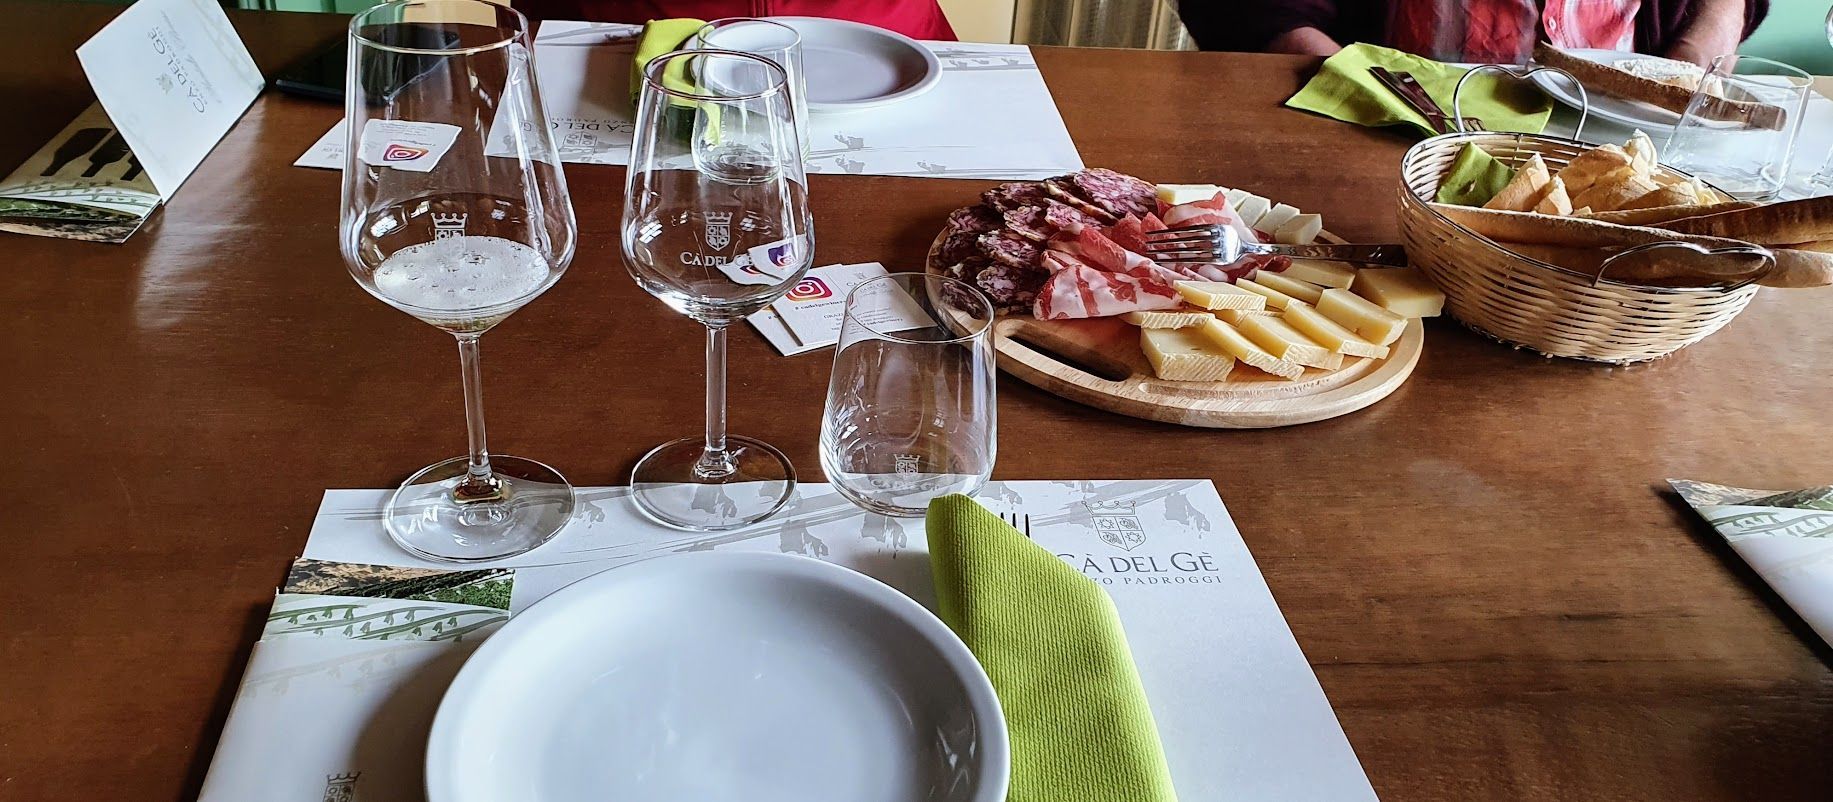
[{"x1": 928, "y1": 227, "x2": 1425, "y2": 429}]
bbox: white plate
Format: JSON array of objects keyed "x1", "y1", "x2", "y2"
[
  {"x1": 1530, "y1": 48, "x2": 1685, "y2": 133},
  {"x1": 426, "y1": 551, "x2": 1008, "y2": 802},
  {"x1": 772, "y1": 16, "x2": 941, "y2": 113}
]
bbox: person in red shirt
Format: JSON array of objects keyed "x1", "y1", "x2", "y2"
[{"x1": 513, "y1": 0, "x2": 958, "y2": 40}]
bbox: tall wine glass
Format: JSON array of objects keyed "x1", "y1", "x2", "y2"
[
  {"x1": 621, "y1": 50, "x2": 813, "y2": 531},
  {"x1": 340, "y1": 0, "x2": 577, "y2": 561}
]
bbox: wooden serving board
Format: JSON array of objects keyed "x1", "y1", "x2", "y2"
[{"x1": 929, "y1": 228, "x2": 1425, "y2": 428}]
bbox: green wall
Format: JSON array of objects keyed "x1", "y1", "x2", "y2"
[{"x1": 1741, "y1": 0, "x2": 1833, "y2": 74}]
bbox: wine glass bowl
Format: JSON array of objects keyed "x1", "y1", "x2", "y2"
[
  {"x1": 620, "y1": 49, "x2": 813, "y2": 531},
  {"x1": 339, "y1": 0, "x2": 578, "y2": 562}
]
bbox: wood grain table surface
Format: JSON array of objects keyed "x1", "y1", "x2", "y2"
[{"x1": 2, "y1": 3, "x2": 1829, "y2": 799}]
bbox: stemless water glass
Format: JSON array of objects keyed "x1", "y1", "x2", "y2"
[
  {"x1": 695, "y1": 18, "x2": 809, "y2": 157},
  {"x1": 340, "y1": 0, "x2": 577, "y2": 562},
  {"x1": 821, "y1": 274, "x2": 997, "y2": 517},
  {"x1": 1665, "y1": 54, "x2": 1812, "y2": 200},
  {"x1": 621, "y1": 50, "x2": 813, "y2": 531}
]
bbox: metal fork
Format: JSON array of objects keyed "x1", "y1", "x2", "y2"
[
  {"x1": 1369, "y1": 66, "x2": 1485, "y2": 133},
  {"x1": 998, "y1": 512, "x2": 1033, "y2": 538},
  {"x1": 1143, "y1": 224, "x2": 1409, "y2": 267}
]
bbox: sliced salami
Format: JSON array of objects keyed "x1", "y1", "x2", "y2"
[
  {"x1": 1042, "y1": 179, "x2": 1118, "y2": 225},
  {"x1": 947, "y1": 205, "x2": 1001, "y2": 233},
  {"x1": 981, "y1": 182, "x2": 1050, "y2": 212},
  {"x1": 978, "y1": 230, "x2": 1042, "y2": 270},
  {"x1": 1070, "y1": 168, "x2": 1157, "y2": 219}
]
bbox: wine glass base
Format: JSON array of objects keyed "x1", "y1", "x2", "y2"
[
  {"x1": 629, "y1": 436, "x2": 796, "y2": 531},
  {"x1": 385, "y1": 455, "x2": 575, "y2": 563}
]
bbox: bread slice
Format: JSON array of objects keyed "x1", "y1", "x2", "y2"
[
  {"x1": 1533, "y1": 42, "x2": 1786, "y2": 130},
  {"x1": 1484, "y1": 154, "x2": 1551, "y2": 212}
]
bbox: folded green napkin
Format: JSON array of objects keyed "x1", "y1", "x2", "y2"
[
  {"x1": 1435, "y1": 143, "x2": 1517, "y2": 205},
  {"x1": 927, "y1": 494, "x2": 1177, "y2": 802},
  {"x1": 1286, "y1": 43, "x2": 1553, "y2": 137},
  {"x1": 630, "y1": 17, "x2": 705, "y2": 103}
]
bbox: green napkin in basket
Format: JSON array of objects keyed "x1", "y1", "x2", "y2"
[
  {"x1": 1286, "y1": 43, "x2": 1553, "y2": 137},
  {"x1": 927, "y1": 494, "x2": 1178, "y2": 802}
]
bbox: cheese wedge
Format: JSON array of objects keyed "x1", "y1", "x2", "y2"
[
  {"x1": 1122, "y1": 308, "x2": 1215, "y2": 329},
  {"x1": 1282, "y1": 301, "x2": 1390, "y2": 359},
  {"x1": 1317, "y1": 288, "x2": 1407, "y2": 346},
  {"x1": 1174, "y1": 281, "x2": 1267, "y2": 311},
  {"x1": 1236, "y1": 194, "x2": 1272, "y2": 228},
  {"x1": 1351, "y1": 268, "x2": 1444, "y2": 318},
  {"x1": 1196, "y1": 318, "x2": 1304, "y2": 380},
  {"x1": 1216, "y1": 308, "x2": 1278, "y2": 325},
  {"x1": 1274, "y1": 213, "x2": 1323, "y2": 245},
  {"x1": 1275, "y1": 259, "x2": 1355, "y2": 289},
  {"x1": 1156, "y1": 183, "x2": 1222, "y2": 206},
  {"x1": 1236, "y1": 278, "x2": 1301, "y2": 310},
  {"x1": 1141, "y1": 326, "x2": 1235, "y2": 382},
  {"x1": 1222, "y1": 188, "x2": 1250, "y2": 208},
  {"x1": 1256, "y1": 203, "x2": 1302, "y2": 234},
  {"x1": 1250, "y1": 271, "x2": 1326, "y2": 304},
  {"x1": 1239, "y1": 314, "x2": 1339, "y2": 369}
]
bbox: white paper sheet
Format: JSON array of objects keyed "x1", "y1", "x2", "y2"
[
  {"x1": 299, "y1": 22, "x2": 1085, "y2": 180},
  {"x1": 199, "y1": 480, "x2": 1374, "y2": 801},
  {"x1": 76, "y1": 0, "x2": 263, "y2": 198},
  {"x1": 1672, "y1": 480, "x2": 1833, "y2": 649}
]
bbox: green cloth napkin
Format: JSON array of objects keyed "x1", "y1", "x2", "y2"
[
  {"x1": 629, "y1": 18, "x2": 705, "y2": 103},
  {"x1": 927, "y1": 494, "x2": 1178, "y2": 802},
  {"x1": 1286, "y1": 43, "x2": 1553, "y2": 137},
  {"x1": 1435, "y1": 143, "x2": 1516, "y2": 205}
]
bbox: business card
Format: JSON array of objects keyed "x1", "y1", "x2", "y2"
[{"x1": 745, "y1": 262, "x2": 933, "y2": 355}]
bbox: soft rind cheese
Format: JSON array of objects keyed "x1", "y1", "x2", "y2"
[
  {"x1": 1174, "y1": 281, "x2": 1267, "y2": 311},
  {"x1": 1141, "y1": 326, "x2": 1235, "y2": 381},
  {"x1": 1236, "y1": 278, "x2": 1301, "y2": 310},
  {"x1": 1317, "y1": 288, "x2": 1407, "y2": 346},
  {"x1": 1256, "y1": 203, "x2": 1302, "y2": 234},
  {"x1": 1216, "y1": 308, "x2": 1278, "y2": 325},
  {"x1": 1155, "y1": 183, "x2": 1222, "y2": 206},
  {"x1": 1197, "y1": 318, "x2": 1304, "y2": 380},
  {"x1": 1274, "y1": 213, "x2": 1323, "y2": 245},
  {"x1": 1351, "y1": 268, "x2": 1444, "y2": 318},
  {"x1": 1283, "y1": 301, "x2": 1390, "y2": 359},
  {"x1": 1276, "y1": 259, "x2": 1355, "y2": 289},
  {"x1": 1250, "y1": 271, "x2": 1326, "y2": 305},
  {"x1": 1122, "y1": 308, "x2": 1215, "y2": 329},
  {"x1": 1238, "y1": 314, "x2": 1339, "y2": 369}
]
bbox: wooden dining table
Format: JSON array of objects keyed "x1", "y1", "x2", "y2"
[{"x1": 4, "y1": 2, "x2": 1830, "y2": 799}]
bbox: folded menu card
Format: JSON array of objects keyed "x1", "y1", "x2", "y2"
[
  {"x1": 0, "y1": 0, "x2": 261, "y2": 242},
  {"x1": 198, "y1": 480, "x2": 1374, "y2": 801},
  {"x1": 1672, "y1": 479, "x2": 1833, "y2": 649},
  {"x1": 297, "y1": 21, "x2": 1085, "y2": 180}
]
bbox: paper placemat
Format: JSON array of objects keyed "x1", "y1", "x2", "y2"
[
  {"x1": 296, "y1": 21, "x2": 1085, "y2": 180},
  {"x1": 199, "y1": 480, "x2": 1374, "y2": 801}
]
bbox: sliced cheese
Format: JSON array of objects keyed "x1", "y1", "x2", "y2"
[
  {"x1": 1122, "y1": 308, "x2": 1214, "y2": 329},
  {"x1": 1282, "y1": 301, "x2": 1390, "y2": 359},
  {"x1": 1351, "y1": 268, "x2": 1444, "y2": 318},
  {"x1": 1250, "y1": 271, "x2": 1326, "y2": 305},
  {"x1": 1216, "y1": 308, "x2": 1278, "y2": 325},
  {"x1": 1235, "y1": 194, "x2": 1272, "y2": 228},
  {"x1": 1276, "y1": 259, "x2": 1355, "y2": 289},
  {"x1": 1196, "y1": 318, "x2": 1304, "y2": 380},
  {"x1": 1274, "y1": 213, "x2": 1323, "y2": 245},
  {"x1": 1155, "y1": 183, "x2": 1222, "y2": 206},
  {"x1": 1256, "y1": 203, "x2": 1302, "y2": 233},
  {"x1": 1239, "y1": 314, "x2": 1339, "y2": 369},
  {"x1": 1317, "y1": 288, "x2": 1407, "y2": 346},
  {"x1": 1222, "y1": 188, "x2": 1250, "y2": 208},
  {"x1": 1236, "y1": 277, "x2": 1301, "y2": 310},
  {"x1": 1173, "y1": 281, "x2": 1267, "y2": 311},
  {"x1": 1141, "y1": 326, "x2": 1235, "y2": 382}
]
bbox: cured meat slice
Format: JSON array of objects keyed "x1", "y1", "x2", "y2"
[
  {"x1": 938, "y1": 229, "x2": 987, "y2": 266},
  {"x1": 1161, "y1": 193, "x2": 1250, "y2": 230},
  {"x1": 974, "y1": 262, "x2": 1045, "y2": 310},
  {"x1": 1106, "y1": 214, "x2": 1151, "y2": 256},
  {"x1": 981, "y1": 182, "x2": 1050, "y2": 212},
  {"x1": 947, "y1": 205, "x2": 1001, "y2": 233},
  {"x1": 1032, "y1": 250, "x2": 1184, "y2": 320},
  {"x1": 1002, "y1": 206, "x2": 1052, "y2": 242},
  {"x1": 1070, "y1": 168, "x2": 1158, "y2": 219},
  {"x1": 1043, "y1": 179, "x2": 1118, "y2": 225},
  {"x1": 979, "y1": 230, "x2": 1041, "y2": 269},
  {"x1": 1047, "y1": 226, "x2": 1159, "y2": 274}
]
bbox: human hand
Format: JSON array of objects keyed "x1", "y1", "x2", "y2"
[{"x1": 1268, "y1": 27, "x2": 1344, "y2": 58}]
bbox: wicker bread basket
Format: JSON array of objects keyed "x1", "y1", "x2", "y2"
[{"x1": 1397, "y1": 131, "x2": 1760, "y2": 364}]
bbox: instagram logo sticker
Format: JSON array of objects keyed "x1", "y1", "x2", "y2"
[
  {"x1": 766, "y1": 241, "x2": 798, "y2": 268},
  {"x1": 382, "y1": 143, "x2": 430, "y2": 162},
  {"x1": 786, "y1": 277, "x2": 832, "y2": 302}
]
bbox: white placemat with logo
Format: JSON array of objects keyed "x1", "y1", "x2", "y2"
[
  {"x1": 296, "y1": 21, "x2": 1085, "y2": 180},
  {"x1": 198, "y1": 480, "x2": 1374, "y2": 801}
]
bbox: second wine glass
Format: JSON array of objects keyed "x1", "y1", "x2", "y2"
[{"x1": 621, "y1": 49, "x2": 813, "y2": 531}]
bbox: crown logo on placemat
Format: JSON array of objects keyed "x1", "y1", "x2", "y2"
[
  {"x1": 321, "y1": 773, "x2": 360, "y2": 802},
  {"x1": 1085, "y1": 500, "x2": 1145, "y2": 551}
]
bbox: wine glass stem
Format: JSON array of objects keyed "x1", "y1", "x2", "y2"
[
  {"x1": 698, "y1": 324, "x2": 737, "y2": 479},
  {"x1": 454, "y1": 333, "x2": 503, "y2": 502}
]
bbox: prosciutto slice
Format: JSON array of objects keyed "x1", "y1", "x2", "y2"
[
  {"x1": 1158, "y1": 193, "x2": 1280, "y2": 282},
  {"x1": 1033, "y1": 250, "x2": 1185, "y2": 320}
]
